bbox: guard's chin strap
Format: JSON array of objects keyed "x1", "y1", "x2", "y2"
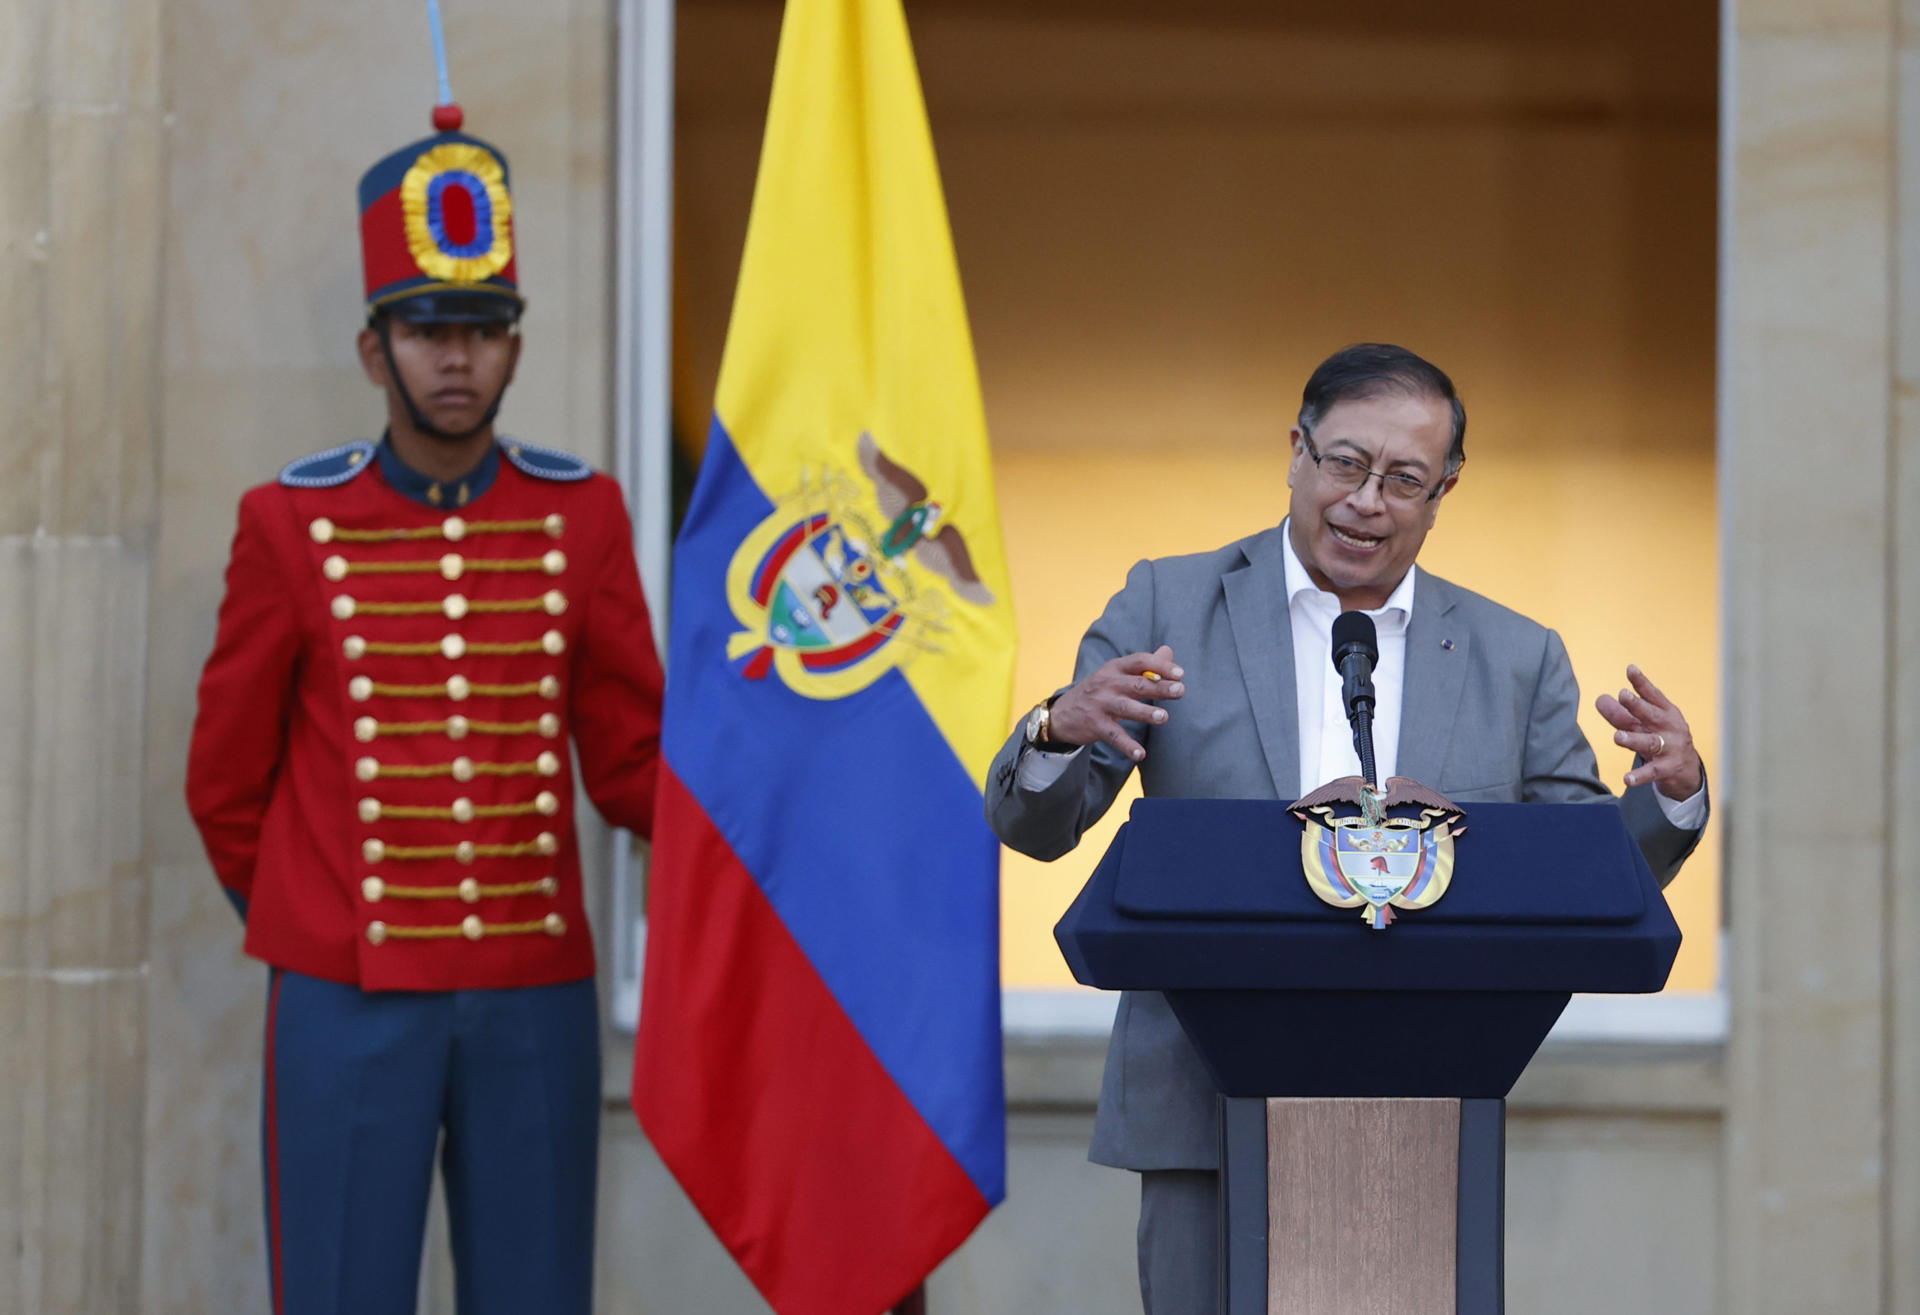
[{"x1": 376, "y1": 318, "x2": 508, "y2": 443}]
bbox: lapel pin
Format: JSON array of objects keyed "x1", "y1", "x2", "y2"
[{"x1": 1441, "y1": 638, "x2": 1455, "y2": 651}]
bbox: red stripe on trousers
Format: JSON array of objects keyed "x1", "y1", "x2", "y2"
[
  {"x1": 635, "y1": 768, "x2": 988, "y2": 1315},
  {"x1": 265, "y1": 970, "x2": 286, "y2": 1315}
]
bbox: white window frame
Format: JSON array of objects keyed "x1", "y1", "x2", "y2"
[{"x1": 609, "y1": 0, "x2": 676, "y2": 1034}]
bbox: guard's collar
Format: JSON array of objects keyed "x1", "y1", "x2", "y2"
[{"x1": 376, "y1": 434, "x2": 501, "y2": 509}]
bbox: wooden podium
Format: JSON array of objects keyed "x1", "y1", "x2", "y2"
[{"x1": 1055, "y1": 798, "x2": 1681, "y2": 1315}]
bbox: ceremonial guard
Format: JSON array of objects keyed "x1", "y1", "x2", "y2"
[{"x1": 186, "y1": 45, "x2": 661, "y2": 1314}]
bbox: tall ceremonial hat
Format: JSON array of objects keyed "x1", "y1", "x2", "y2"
[{"x1": 357, "y1": 0, "x2": 522, "y2": 325}]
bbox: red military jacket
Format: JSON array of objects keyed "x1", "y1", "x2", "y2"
[{"x1": 187, "y1": 438, "x2": 664, "y2": 992}]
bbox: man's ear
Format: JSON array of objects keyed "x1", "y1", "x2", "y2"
[
  {"x1": 1285, "y1": 425, "x2": 1307, "y2": 488},
  {"x1": 502, "y1": 331, "x2": 523, "y2": 388},
  {"x1": 356, "y1": 326, "x2": 389, "y2": 391}
]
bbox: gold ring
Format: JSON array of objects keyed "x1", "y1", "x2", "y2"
[{"x1": 1653, "y1": 734, "x2": 1667, "y2": 757}]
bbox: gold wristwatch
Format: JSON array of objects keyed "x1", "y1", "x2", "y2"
[{"x1": 1023, "y1": 696, "x2": 1072, "y2": 753}]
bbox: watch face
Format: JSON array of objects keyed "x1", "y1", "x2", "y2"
[{"x1": 1025, "y1": 704, "x2": 1046, "y2": 743}]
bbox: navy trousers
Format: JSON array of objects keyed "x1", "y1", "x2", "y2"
[{"x1": 261, "y1": 969, "x2": 601, "y2": 1315}]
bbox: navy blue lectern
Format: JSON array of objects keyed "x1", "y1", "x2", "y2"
[{"x1": 1055, "y1": 798, "x2": 1680, "y2": 1315}]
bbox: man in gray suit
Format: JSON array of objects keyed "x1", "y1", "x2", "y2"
[{"x1": 984, "y1": 343, "x2": 1708, "y2": 1314}]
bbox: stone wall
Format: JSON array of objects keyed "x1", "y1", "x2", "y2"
[{"x1": 0, "y1": 1, "x2": 165, "y2": 1311}]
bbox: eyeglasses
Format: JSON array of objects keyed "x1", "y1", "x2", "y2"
[{"x1": 1300, "y1": 431, "x2": 1451, "y2": 503}]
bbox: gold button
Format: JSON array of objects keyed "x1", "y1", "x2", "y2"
[
  {"x1": 446, "y1": 714, "x2": 471, "y2": 740},
  {"x1": 455, "y1": 840, "x2": 476, "y2": 864},
  {"x1": 538, "y1": 675, "x2": 560, "y2": 699},
  {"x1": 443, "y1": 515, "x2": 468, "y2": 543},
  {"x1": 536, "y1": 751, "x2": 561, "y2": 777},
  {"x1": 354, "y1": 716, "x2": 379, "y2": 743},
  {"x1": 357, "y1": 797, "x2": 381, "y2": 823},
  {"x1": 462, "y1": 915, "x2": 485, "y2": 941},
  {"x1": 322, "y1": 555, "x2": 349, "y2": 583},
  {"x1": 536, "y1": 791, "x2": 559, "y2": 816},
  {"x1": 355, "y1": 756, "x2": 380, "y2": 782},
  {"x1": 543, "y1": 590, "x2": 567, "y2": 616},
  {"x1": 541, "y1": 630, "x2": 566, "y2": 656},
  {"x1": 443, "y1": 593, "x2": 469, "y2": 620},
  {"x1": 544, "y1": 513, "x2": 565, "y2": 539},
  {"x1": 544, "y1": 913, "x2": 567, "y2": 937},
  {"x1": 342, "y1": 635, "x2": 367, "y2": 660},
  {"x1": 441, "y1": 553, "x2": 465, "y2": 581},
  {"x1": 451, "y1": 797, "x2": 475, "y2": 823},
  {"x1": 310, "y1": 518, "x2": 335, "y2": 544},
  {"x1": 348, "y1": 675, "x2": 374, "y2": 701},
  {"x1": 538, "y1": 713, "x2": 561, "y2": 738},
  {"x1": 441, "y1": 634, "x2": 467, "y2": 660},
  {"x1": 543, "y1": 550, "x2": 567, "y2": 576},
  {"x1": 362, "y1": 876, "x2": 385, "y2": 903},
  {"x1": 447, "y1": 675, "x2": 471, "y2": 701},
  {"x1": 452, "y1": 756, "x2": 476, "y2": 782},
  {"x1": 539, "y1": 876, "x2": 559, "y2": 897},
  {"x1": 535, "y1": 831, "x2": 558, "y2": 856},
  {"x1": 459, "y1": 877, "x2": 481, "y2": 904},
  {"x1": 367, "y1": 921, "x2": 388, "y2": 946},
  {"x1": 363, "y1": 839, "x2": 385, "y2": 863},
  {"x1": 332, "y1": 595, "x2": 356, "y2": 620}
]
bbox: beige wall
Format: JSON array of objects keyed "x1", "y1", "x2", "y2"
[
  {"x1": 675, "y1": 1, "x2": 1723, "y2": 989},
  {"x1": 0, "y1": 0, "x2": 165, "y2": 1310}
]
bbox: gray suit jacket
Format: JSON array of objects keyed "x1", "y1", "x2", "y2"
[{"x1": 984, "y1": 523, "x2": 1707, "y2": 1171}]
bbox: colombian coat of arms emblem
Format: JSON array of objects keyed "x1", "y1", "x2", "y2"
[
  {"x1": 725, "y1": 432, "x2": 994, "y2": 700},
  {"x1": 1289, "y1": 777, "x2": 1468, "y2": 930}
]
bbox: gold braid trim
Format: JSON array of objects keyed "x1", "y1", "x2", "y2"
[
  {"x1": 365, "y1": 717, "x2": 554, "y2": 736},
  {"x1": 331, "y1": 519, "x2": 553, "y2": 544},
  {"x1": 465, "y1": 558, "x2": 551, "y2": 574},
  {"x1": 378, "y1": 880, "x2": 554, "y2": 899},
  {"x1": 379, "y1": 839, "x2": 550, "y2": 861},
  {"x1": 370, "y1": 760, "x2": 549, "y2": 779},
  {"x1": 340, "y1": 558, "x2": 551, "y2": 576},
  {"x1": 346, "y1": 597, "x2": 553, "y2": 617},
  {"x1": 352, "y1": 600, "x2": 450, "y2": 616},
  {"x1": 341, "y1": 560, "x2": 445, "y2": 575},
  {"x1": 469, "y1": 597, "x2": 554, "y2": 614},
  {"x1": 378, "y1": 801, "x2": 550, "y2": 820},
  {"x1": 464, "y1": 640, "x2": 550, "y2": 656},
  {"x1": 360, "y1": 683, "x2": 556, "y2": 702},
  {"x1": 362, "y1": 641, "x2": 443, "y2": 656},
  {"x1": 468, "y1": 719, "x2": 549, "y2": 735},
  {"x1": 381, "y1": 919, "x2": 552, "y2": 940}
]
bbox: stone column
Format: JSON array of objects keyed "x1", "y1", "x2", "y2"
[
  {"x1": 1723, "y1": 1, "x2": 1920, "y2": 1310},
  {"x1": 0, "y1": 0, "x2": 166, "y2": 1312}
]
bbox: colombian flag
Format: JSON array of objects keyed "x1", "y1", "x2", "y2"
[{"x1": 634, "y1": 0, "x2": 1016, "y2": 1311}]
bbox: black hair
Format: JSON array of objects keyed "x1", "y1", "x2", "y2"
[{"x1": 1298, "y1": 343, "x2": 1466, "y2": 475}]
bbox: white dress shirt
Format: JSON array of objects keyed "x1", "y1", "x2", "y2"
[
  {"x1": 1282, "y1": 524, "x2": 1410, "y2": 797},
  {"x1": 1018, "y1": 521, "x2": 1706, "y2": 829}
]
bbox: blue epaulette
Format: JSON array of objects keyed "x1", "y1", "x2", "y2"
[
  {"x1": 278, "y1": 440, "x2": 378, "y2": 489},
  {"x1": 501, "y1": 439, "x2": 594, "y2": 482}
]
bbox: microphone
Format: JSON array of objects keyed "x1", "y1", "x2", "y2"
[{"x1": 1331, "y1": 611, "x2": 1379, "y2": 786}]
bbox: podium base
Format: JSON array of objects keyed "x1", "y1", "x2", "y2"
[{"x1": 1219, "y1": 1096, "x2": 1504, "y2": 1315}]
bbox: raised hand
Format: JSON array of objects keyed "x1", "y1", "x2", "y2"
[
  {"x1": 1048, "y1": 645, "x2": 1186, "y2": 763},
  {"x1": 1595, "y1": 664, "x2": 1703, "y2": 801}
]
